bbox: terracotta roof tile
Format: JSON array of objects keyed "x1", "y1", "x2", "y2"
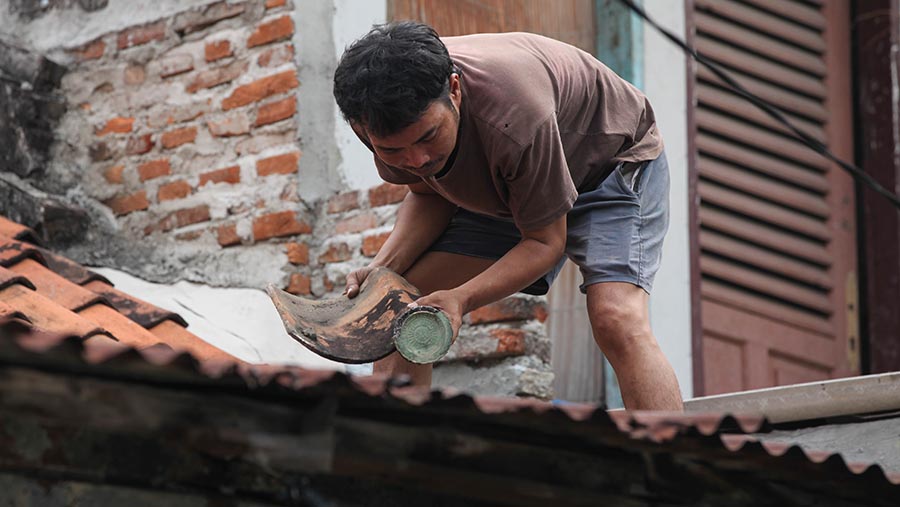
[
  {"x1": 37, "y1": 247, "x2": 112, "y2": 286},
  {"x1": 0, "y1": 237, "x2": 45, "y2": 267},
  {"x1": 8, "y1": 259, "x2": 103, "y2": 312},
  {"x1": 0, "y1": 215, "x2": 238, "y2": 368},
  {"x1": 0, "y1": 300, "x2": 29, "y2": 321},
  {"x1": 0, "y1": 265, "x2": 36, "y2": 291},
  {"x1": 0, "y1": 216, "x2": 41, "y2": 243},
  {"x1": 149, "y1": 319, "x2": 241, "y2": 363},
  {"x1": 0, "y1": 284, "x2": 110, "y2": 339},
  {"x1": 83, "y1": 280, "x2": 189, "y2": 328},
  {"x1": 78, "y1": 304, "x2": 164, "y2": 349}
]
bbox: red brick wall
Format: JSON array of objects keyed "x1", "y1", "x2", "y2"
[{"x1": 64, "y1": 0, "x2": 308, "y2": 273}]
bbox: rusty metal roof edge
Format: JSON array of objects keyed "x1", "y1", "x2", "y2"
[
  {"x1": 684, "y1": 372, "x2": 900, "y2": 423},
  {"x1": 3, "y1": 321, "x2": 899, "y2": 489},
  {"x1": 722, "y1": 434, "x2": 900, "y2": 486}
]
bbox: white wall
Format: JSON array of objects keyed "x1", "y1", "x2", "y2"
[
  {"x1": 642, "y1": 0, "x2": 694, "y2": 398},
  {"x1": 0, "y1": 0, "x2": 217, "y2": 52},
  {"x1": 332, "y1": 0, "x2": 387, "y2": 190}
]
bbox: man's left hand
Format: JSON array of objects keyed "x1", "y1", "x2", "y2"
[{"x1": 408, "y1": 289, "x2": 467, "y2": 341}]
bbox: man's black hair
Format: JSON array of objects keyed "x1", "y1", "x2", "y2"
[{"x1": 333, "y1": 21, "x2": 456, "y2": 136}]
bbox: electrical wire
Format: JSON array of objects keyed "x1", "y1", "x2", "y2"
[{"x1": 618, "y1": 0, "x2": 900, "y2": 209}]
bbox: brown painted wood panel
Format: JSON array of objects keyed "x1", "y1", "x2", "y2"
[
  {"x1": 854, "y1": 0, "x2": 900, "y2": 373},
  {"x1": 693, "y1": 0, "x2": 859, "y2": 396},
  {"x1": 389, "y1": 0, "x2": 595, "y2": 52}
]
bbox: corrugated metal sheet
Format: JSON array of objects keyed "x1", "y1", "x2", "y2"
[{"x1": 1, "y1": 317, "x2": 898, "y2": 506}]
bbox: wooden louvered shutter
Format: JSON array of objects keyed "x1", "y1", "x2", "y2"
[{"x1": 692, "y1": 0, "x2": 858, "y2": 395}]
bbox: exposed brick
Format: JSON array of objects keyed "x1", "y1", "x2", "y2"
[
  {"x1": 123, "y1": 64, "x2": 145, "y2": 85},
  {"x1": 468, "y1": 298, "x2": 549, "y2": 325},
  {"x1": 446, "y1": 328, "x2": 528, "y2": 362},
  {"x1": 117, "y1": 21, "x2": 165, "y2": 50},
  {"x1": 158, "y1": 53, "x2": 194, "y2": 78},
  {"x1": 265, "y1": 0, "x2": 286, "y2": 9},
  {"x1": 255, "y1": 96, "x2": 296, "y2": 127},
  {"x1": 491, "y1": 328, "x2": 527, "y2": 355},
  {"x1": 68, "y1": 38, "x2": 105, "y2": 61},
  {"x1": 318, "y1": 242, "x2": 351, "y2": 264},
  {"x1": 327, "y1": 191, "x2": 359, "y2": 214},
  {"x1": 369, "y1": 182, "x2": 409, "y2": 207},
  {"x1": 286, "y1": 273, "x2": 311, "y2": 295},
  {"x1": 286, "y1": 242, "x2": 309, "y2": 265},
  {"x1": 258, "y1": 43, "x2": 294, "y2": 68},
  {"x1": 322, "y1": 274, "x2": 335, "y2": 293},
  {"x1": 199, "y1": 165, "x2": 240, "y2": 186},
  {"x1": 173, "y1": 1, "x2": 246, "y2": 35},
  {"x1": 96, "y1": 117, "x2": 134, "y2": 136},
  {"x1": 148, "y1": 103, "x2": 209, "y2": 128},
  {"x1": 235, "y1": 130, "x2": 296, "y2": 155},
  {"x1": 335, "y1": 212, "x2": 377, "y2": 235},
  {"x1": 89, "y1": 142, "x2": 113, "y2": 161},
  {"x1": 105, "y1": 191, "x2": 149, "y2": 216},
  {"x1": 137, "y1": 159, "x2": 171, "y2": 181},
  {"x1": 253, "y1": 211, "x2": 311, "y2": 241},
  {"x1": 157, "y1": 180, "x2": 192, "y2": 202},
  {"x1": 222, "y1": 70, "x2": 298, "y2": 110},
  {"x1": 160, "y1": 126, "x2": 197, "y2": 149},
  {"x1": 361, "y1": 231, "x2": 390, "y2": 257},
  {"x1": 207, "y1": 112, "x2": 250, "y2": 137},
  {"x1": 175, "y1": 230, "x2": 204, "y2": 241},
  {"x1": 217, "y1": 223, "x2": 241, "y2": 247},
  {"x1": 204, "y1": 39, "x2": 232, "y2": 62},
  {"x1": 156, "y1": 205, "x2": 212, "y2": 232},
  {"x1": 125, "y1": 134, "x2": 154, "y2": 155},
  {"x1": 186, "y1": 60, "x2": 248, "y2": 93},
  {"x1": 104, "y1": 164, "x2": 125, "y2": 184},
  {"x1": 256, "y1": 151, "x2": 299, "y2": 177},
  {"x1": 247, "y1": 15, "x2": 294, "y2": 48}
]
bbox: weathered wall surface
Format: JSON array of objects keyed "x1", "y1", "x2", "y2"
[{"x1": 1, "y1": 0, "x2": 553, "y2": 397}]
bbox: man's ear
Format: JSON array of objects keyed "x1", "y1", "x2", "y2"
[{"x1": 449, "y1": 73, "x2": 462, "y2": 108}]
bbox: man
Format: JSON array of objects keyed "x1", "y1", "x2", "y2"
[{"x1": 333, "y1": 21, "x2": 682, "y2": 410}]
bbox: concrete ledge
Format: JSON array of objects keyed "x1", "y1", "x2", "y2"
[{"x1": 684, "y1": 372, "x2": 900, "y2": 423}]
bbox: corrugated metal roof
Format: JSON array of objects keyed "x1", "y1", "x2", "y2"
[{"x1": 2, "y1": 317, "x2": 898, "y2": 502}]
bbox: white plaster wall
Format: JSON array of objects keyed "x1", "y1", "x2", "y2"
[
  {"x1": 0, "y1": 0, "x2": 218, "y2": 51},
  {"x1": 332, "y1": 0, "x2": 387, "y2": 190},
  {"x1": 642, "y1": 0, "x2": 693, "y2": 398},
  {"x1": 92, "y1": 267, "x2": 344, "y2": 370}
]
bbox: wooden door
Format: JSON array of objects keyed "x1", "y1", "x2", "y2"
[
  {"x1": 691, "y1": 0, "x2": 858, "y2": 394},
  {"x1": 389, "y1": 0, "x2": 596, "y2": 53}
]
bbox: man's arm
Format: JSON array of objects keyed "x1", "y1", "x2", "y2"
[
  {"x1": 345, "y1": 181, "x2": 457, "y2": 297},
  {"x1": 411, "y1": 215, "x2": 567, "y2": 336}
]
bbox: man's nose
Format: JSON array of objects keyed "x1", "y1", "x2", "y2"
[{"x1": 406, "y1": 149, "x2": 431, "y2": 169}]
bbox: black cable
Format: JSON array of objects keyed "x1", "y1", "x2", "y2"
[{"x1": 617, "y1": 0, "x2": 900, "y2": 209}]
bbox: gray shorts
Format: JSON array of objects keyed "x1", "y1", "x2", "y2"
[{"x1": 428, "y1": 151, "x2": 670, "y2": 295}]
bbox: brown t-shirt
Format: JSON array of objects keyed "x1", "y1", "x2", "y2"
[{"x1": 374, "y1": 32, "x2": 663, "y2": 231}]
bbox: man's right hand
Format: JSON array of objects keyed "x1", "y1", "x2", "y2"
[
  {"x1": 342, "y1": 182, "x2": 457, "y2": 300},
  {"x1": 345, "y1": 265, "x2": 376, "y2": 299}
]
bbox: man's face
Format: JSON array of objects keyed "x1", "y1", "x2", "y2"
[{"x1": 363, "y1": 74, "x2": 462, "y2": 179}]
